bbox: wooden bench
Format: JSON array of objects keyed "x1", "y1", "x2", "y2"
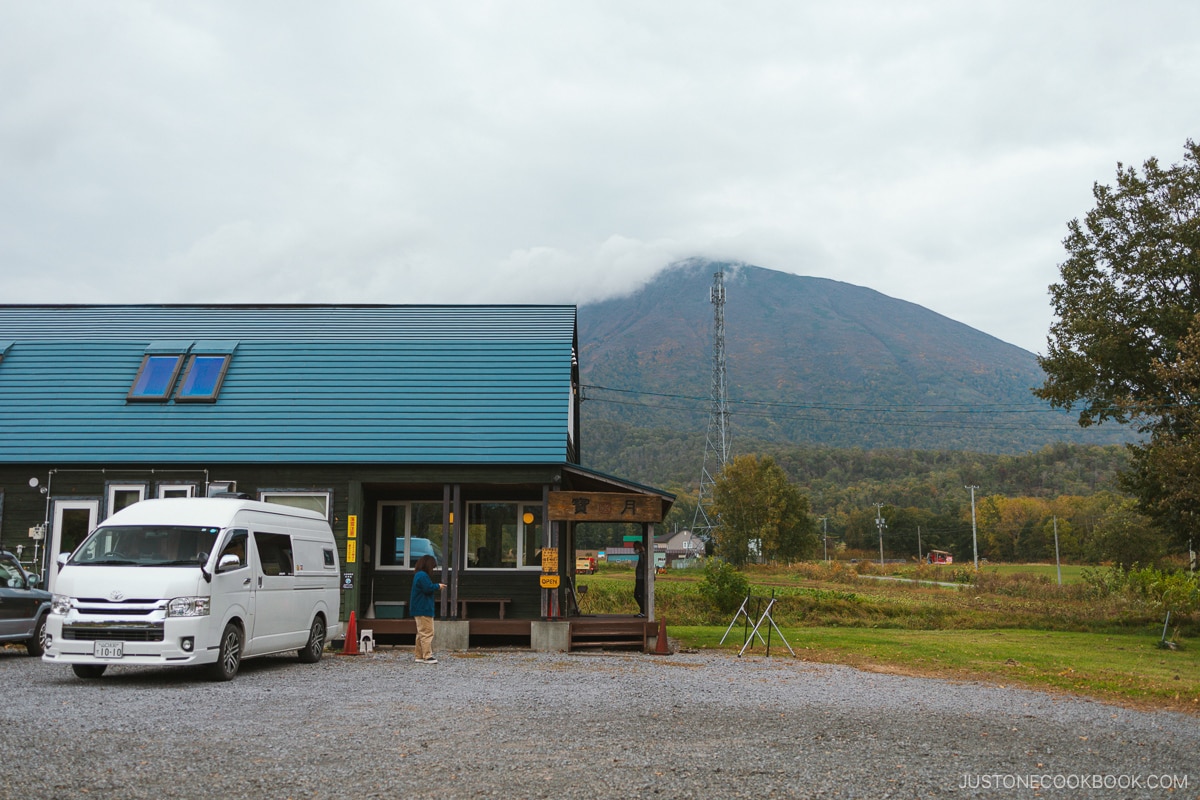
[{"x1": 458, "y1": 597, "x2": 511, "y2": 619}]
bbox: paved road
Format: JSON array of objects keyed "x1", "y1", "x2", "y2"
[{"x1": 2, "y1": 645, "x2": 1196, "y2": 799}]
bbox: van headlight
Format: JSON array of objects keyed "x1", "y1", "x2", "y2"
[
  {"x1": 51, "y1": 594, "x2": 72, "y2": 615},
  {"x1": 167, "y1": 597, "x2": 211, "y2": 617}
]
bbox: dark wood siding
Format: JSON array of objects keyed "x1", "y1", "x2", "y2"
[{"x1": 3, "y1": 463, "x2": 565, "y2": 622}]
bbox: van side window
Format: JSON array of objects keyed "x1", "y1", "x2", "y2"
[
  {"x1": 255, "y1": 532, "x2": 294, "y2": 577},
  {"x1": 218, "y1": 530, "x2": 249, "y2": 572},
  {"x1": 323, "y1": 548, "x2": 335, "y2": 567}
]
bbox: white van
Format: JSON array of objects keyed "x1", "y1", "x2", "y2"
[{"x1": 43, "y1": 498, "x2": 342, "y2": 681}]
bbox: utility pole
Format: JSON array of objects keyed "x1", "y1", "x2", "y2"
[
  {"x1": 874, "y1": 503, "x2": 886, "y2": 566},
  {"x1": 966, "y1": 485, "x2": 979, "y2": 570},
  {"x1": 820, "y1": 516, "x2": 828, "y2": 561},
  {"x1": 692, "y1": 269, "x2": 730, "y2": 545},
  {"x1": 916, "y1": 525, "x2": 922, "y2": 563}
]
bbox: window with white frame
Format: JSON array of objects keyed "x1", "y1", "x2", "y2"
[
  {"x1": 157, "y1": 483, "x2": 197, "y2": 499},
  {"x1": 376, "y1": 501, "x2": 446, "y2": 569},
  {"x1": 260, "y1": 491, "x2": 331, "y2": 520},
  {"x1": 466, "y1": 502, "x2": 542, "y2": 569},
  {"x1": 105, "y1": 483, "x2": 147, "y2": 519}
]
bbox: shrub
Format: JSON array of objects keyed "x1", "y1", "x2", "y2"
[
  {"x1": 1157, "y1": 571, "x2": 1200, "y2": 617},
  {"x1": 1080, "y1": 565, "x2": 1200, "y2": 618},
  {"x1": 1125, "y1": 567, "x2": 1200, "y2": 616},
  {"x1": 698, "y1": 558, "x2": 751, "y2": 616},
  {"x1": 1080, "y1": 564, "x2": 1129, "y2": 598}
]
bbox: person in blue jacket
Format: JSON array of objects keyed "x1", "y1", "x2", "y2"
[{"x1": 410, "y1": 554, "x2": 444, "y2": 664}]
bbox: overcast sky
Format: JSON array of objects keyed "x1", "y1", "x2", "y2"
[{"x1": 2, "y1": 2, "x2": 1197, "y2": 354}]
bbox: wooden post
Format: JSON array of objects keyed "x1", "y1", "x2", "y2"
[
  {"x1": 450, "y1": 484, "x2": 461, "y2": 618},
  {"x1": 541, "y1": 485, "x2": 550, "y2": 619},
  {"x1": 646, "y1": 521, "x2": 655, "y2": 622},
  {"x1": 440, "y1": 483, "x2": 452, "y2": 618},
  {"x1": 345, "y1": 480, "x2": 363, "y2": 624}
]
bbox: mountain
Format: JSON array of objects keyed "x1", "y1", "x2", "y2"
[{"x1": 577, "y1": 259, "x2": 1132, "y2": 466}]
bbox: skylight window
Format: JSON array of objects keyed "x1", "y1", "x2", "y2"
[
  {"x1": 176, "y1": 355, "x2": 231, "y2": 401},
  {"x1": 128, "y1": 354, "x2": 185, "y2": 401},
  {"x1": 174, "y1": 341, "x2": 237, "y2": 403},
  {"x1": 127, "y1": 340, "x2": 236, "y2": 403}
]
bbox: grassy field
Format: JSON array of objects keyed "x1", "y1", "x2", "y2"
[
  {"x1": 672, "y1": 626, "x2": 1200, "y2": 714},
  {"x1": 577, "y1": 562, "x2": 1200, "y2": 713},
  {"x1": 903, "y1": 562, "x2": 1088, "y2": 584}
]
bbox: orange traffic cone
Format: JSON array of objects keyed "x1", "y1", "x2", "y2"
[
  {"x1": 653, "y1": 617, "x2": 670, "y2": 655},
  {"x1": 342, "y1": 611, "x2": 359, "y2": 655}
]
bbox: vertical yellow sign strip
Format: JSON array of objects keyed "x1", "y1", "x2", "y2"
[
  {"x1": 348, "y1": 515, "x2": 358, "y2": 539},
  {"x1": 346, "y1": 540, "x2": 357, "y2": 564}
]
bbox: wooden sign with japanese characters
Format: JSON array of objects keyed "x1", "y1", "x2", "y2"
[{"x1": 548, "y1": 492, "x2": 663, "y2": 523}]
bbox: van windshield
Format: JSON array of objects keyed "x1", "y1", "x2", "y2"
[{"x1": 70, "y1": 525, "x2": 221, "y2": 567}]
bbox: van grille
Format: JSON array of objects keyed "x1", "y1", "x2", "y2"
[
  {"x1": 74, "y1": 599, "x2": 161, "y2": 616},
  {"x1": 64, "y1": 626, "x2": 165, "y2": 642}
]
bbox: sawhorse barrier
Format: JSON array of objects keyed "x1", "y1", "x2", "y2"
[{"x1": 719, "y1": 591, "x2": 795, "y2": 657}]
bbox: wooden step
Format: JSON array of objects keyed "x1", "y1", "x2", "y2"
[{"x1": 569, "y1": 618, "x2": 650, "y2": 651}]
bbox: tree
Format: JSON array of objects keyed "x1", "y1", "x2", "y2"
[
  {"x1": 1036, "y1": 140, "x2": 1200, "y2": 547},
  {"x1": 1088, "y1": 498, "x2": 1165, "y2": 569},
  {"x1": 711, "y1": 454, "x2": 818, "y2": 566},
  {"x1": 977, "y1": 495, "x2": 1048, "y2": 562},
  {"x1": 1120, "y1": 324, "x2": 1200, "y2": 545}
]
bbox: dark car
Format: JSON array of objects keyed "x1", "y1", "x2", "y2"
[{"x1": 0, "y1": 550, "x2": 51, "y2": 656}]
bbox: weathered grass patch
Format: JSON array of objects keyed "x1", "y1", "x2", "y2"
[
  {"x1": 579, "y1": 561, "x2": 1200, "y2": 710},
  {"x1": 578, "y1": 566, "x2": 1190, "y2": 633},
  {"x1": 669, "y1": 626, "x2": 1200, "y2": 713}
]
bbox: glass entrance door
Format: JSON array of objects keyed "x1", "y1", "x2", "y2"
[{"x1": 49, "y1": 500, "x2": 99, "y2": 591}]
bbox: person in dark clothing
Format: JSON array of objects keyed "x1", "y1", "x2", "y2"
[
  {"x1": 633, "y1": 541, "x2": 646, "y2": 617},
  {"x1": 410, "y1": 554, "x2": 443, "y2": 664}
]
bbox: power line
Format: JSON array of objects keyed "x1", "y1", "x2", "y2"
[
  {"x1": 584, "y1": 394, "x2": 1093, "y2": 433},
  {"x1": 583, "y1": 383, "x2": 1086, "y2": 414}
]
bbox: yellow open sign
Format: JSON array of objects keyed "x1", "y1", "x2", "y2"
[{"x1": 539, "y1": 575, "x2": 560, "y2": 589}]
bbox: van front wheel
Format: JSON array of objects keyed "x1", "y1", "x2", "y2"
[
  {"x1": 298, "y1": 616, "x2": 326, "y2": 664},
  {"x1": 207, "y1": 623, "x2": 243, "y2": 681}
]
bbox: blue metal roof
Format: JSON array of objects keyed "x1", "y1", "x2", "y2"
[
  {"x1": 0, "y1": 305, "x2": 578, "y2": 464},
  {"x1": 0, "y1": 305, "x2": 577, "y2": 341}
]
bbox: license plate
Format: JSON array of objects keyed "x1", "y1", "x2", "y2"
[{"x1": 93, "y1": 641, "x2": 124, "y2": 659}]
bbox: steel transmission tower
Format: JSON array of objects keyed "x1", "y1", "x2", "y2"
[{"x1": 692, "y1": 269, "x2": 730, "y2": 542}]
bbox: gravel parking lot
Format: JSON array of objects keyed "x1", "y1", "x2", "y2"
[{"x1": 2, "y1": 644, "x2": 1196, "y2": 799}]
